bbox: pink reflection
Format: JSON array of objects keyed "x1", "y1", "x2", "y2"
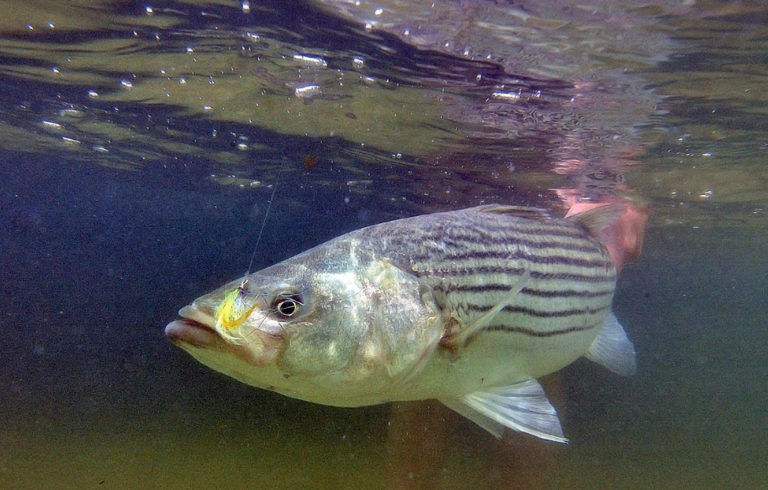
[{"x1": 558, "y1": 186, "x2": 649, "y2": 272}]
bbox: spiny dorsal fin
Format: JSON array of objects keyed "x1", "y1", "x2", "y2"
[
  {"x1": 568, "y1": 203, "x2": 626, "y2": 237},
  {"x1": 468, "y1": 204, "x2": 553, "y2": 220}
]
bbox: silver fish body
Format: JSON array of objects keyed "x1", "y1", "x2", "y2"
[{"x1": 166, "y1": 204, "x2": 635, "y2": 442}]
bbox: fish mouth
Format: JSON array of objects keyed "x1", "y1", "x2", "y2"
[
  {"x1": 164, "y1": 304, "x2": 221, "y2": 347},
  {"x1": 165, "y1": 302, "x2": 284, "y2": 367}
]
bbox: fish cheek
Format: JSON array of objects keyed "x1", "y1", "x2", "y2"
[
  {"x1": 234, "y1": 329, "x2": 283, "y2": 367},
  {"x1": 275, "y1": 316, "x2": 357, "y2": 377}
]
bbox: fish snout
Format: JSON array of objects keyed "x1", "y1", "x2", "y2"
[{"x1": 164, "y1": 303, "x2": 219, "y2": 346}]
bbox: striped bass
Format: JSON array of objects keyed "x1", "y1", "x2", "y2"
[{"x1": 165, "y1": 204, "x2": 635, "y2": 442}]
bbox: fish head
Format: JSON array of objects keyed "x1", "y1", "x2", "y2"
[{"x1": 165, "y1": 244, "x2": 443, "y2": 405}]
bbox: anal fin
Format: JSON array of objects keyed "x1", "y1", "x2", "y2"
[{"x1": 440, "y1": 378, "x2": 567, "y2": 443}]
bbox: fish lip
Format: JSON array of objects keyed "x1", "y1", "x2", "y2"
[
  {"x1": 164, "y1": 303, "x2": 220, "y2": 346},
  {"x1": 178, "y1": 303, "x2": 215, "y2": 327}
]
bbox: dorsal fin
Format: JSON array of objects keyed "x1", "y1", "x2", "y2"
[
  {"x1": 568, "y1": 203, "x2": 626, "y2": 237},
  {"x1": 467, "y1": 204, "x2": 553, "y2": 220}
]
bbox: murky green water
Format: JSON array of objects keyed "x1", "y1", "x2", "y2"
[{"x1": 1, "y1": 1, "x2": 766, "y2": 488}]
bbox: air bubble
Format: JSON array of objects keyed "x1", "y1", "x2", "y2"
[
  {"x1": 492, "y1": 91, "x2": 521, "y2": 102},
  {"x1": 295, "y1": 85, "x2": 321, "y2": 98},
  {"x1": 293, "y1": 54, "x2": 328, "y2": 68},
  {"x1": 41, "y1": 121, "x2": 62, "y2": 130}
]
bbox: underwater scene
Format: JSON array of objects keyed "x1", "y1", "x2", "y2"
[{"x1": 1, "y1": 1, "x2": 766, "y2": 488}]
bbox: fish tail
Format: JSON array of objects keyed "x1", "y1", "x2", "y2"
[{"x1": 567, "y1": 200, "x2": 649, "y2": 271}]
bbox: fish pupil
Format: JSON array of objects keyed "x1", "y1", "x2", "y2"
[
  {"x1": 277, "y1": 300, "x2": 296, "y2": 316},
  {"x1": 272, "y1": 294, "x2": 302, "y2": 318}
]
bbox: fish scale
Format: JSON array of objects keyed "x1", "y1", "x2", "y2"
[{"x1": 384, "y1": 209, "x2": 616, "y2": 340}]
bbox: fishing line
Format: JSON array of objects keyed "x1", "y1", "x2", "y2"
[
  {"x1": 220, "y1": 183, "x2": 279, "y2": 339},
  {"x1": 241, "y1": 182, "x2": 278, "y2": 286}
]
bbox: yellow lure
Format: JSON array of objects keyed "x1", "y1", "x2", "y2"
[{"x1": 215, "y1": 287, "x2": 258, "y2": 330}]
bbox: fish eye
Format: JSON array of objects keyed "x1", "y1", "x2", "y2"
[{"x1": 271, "y1": 293, "x2": 303, "y2": 319}]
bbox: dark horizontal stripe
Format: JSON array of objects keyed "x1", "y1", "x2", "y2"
[
  {"x1": 436, "y1": 283, "x2": 614, "y2": 298},
  {"x1": 423, "y1": 223, "x2": 589, "y2": 240},
  {"x1": 412, "y1": 249, "x2": 610, "y2": 268},
  {"x1": 422, "y1": 220, "x2": 587, "y2": 241},
  {"x1": 466, "y1": 303, "x2": 610, "y2": 318},
  {"x1": 431, "y1": 234, "x2": 598, "y2": 254},
  {"x1": 421, "y1": 229, "x2": 592, "y2": 250},
  {"x1": 531, "y1": 270, "x2": 616, "y2": 282},
  {"x1": 416, "y1": 266, "x2": 615, "y2": 283},
  {"x1": 482, "y1": 323, "x2": 598, "y2": 338},
  {"x1": 521, "y1": 287, "x2": 614, "y2": 298},
  {"x1": 419, "y1": 265, "x2": 526, "y2": 276}
]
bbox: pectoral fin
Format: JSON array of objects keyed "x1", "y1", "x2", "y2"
[
  {"x1": 440, "y1": 379, "x2": 567, "y2": 443},
  {"x1": 585, "y1": 312, "x2": 636, "y2": 376},
  {"x1": 452, "y1": 267, "x2": 530, "y2": 346}
]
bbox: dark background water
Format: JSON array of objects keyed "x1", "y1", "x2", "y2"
[
  {"x1": 2, "y1": 147, "x2": 766, "y2": 489},
  {"x1": 1, "y1": 0, "x2": 767, "y2": 488}
]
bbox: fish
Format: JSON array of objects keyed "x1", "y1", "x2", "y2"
[{"x1": 165, "y1": 204, "x2": 636, "y2": 442}]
